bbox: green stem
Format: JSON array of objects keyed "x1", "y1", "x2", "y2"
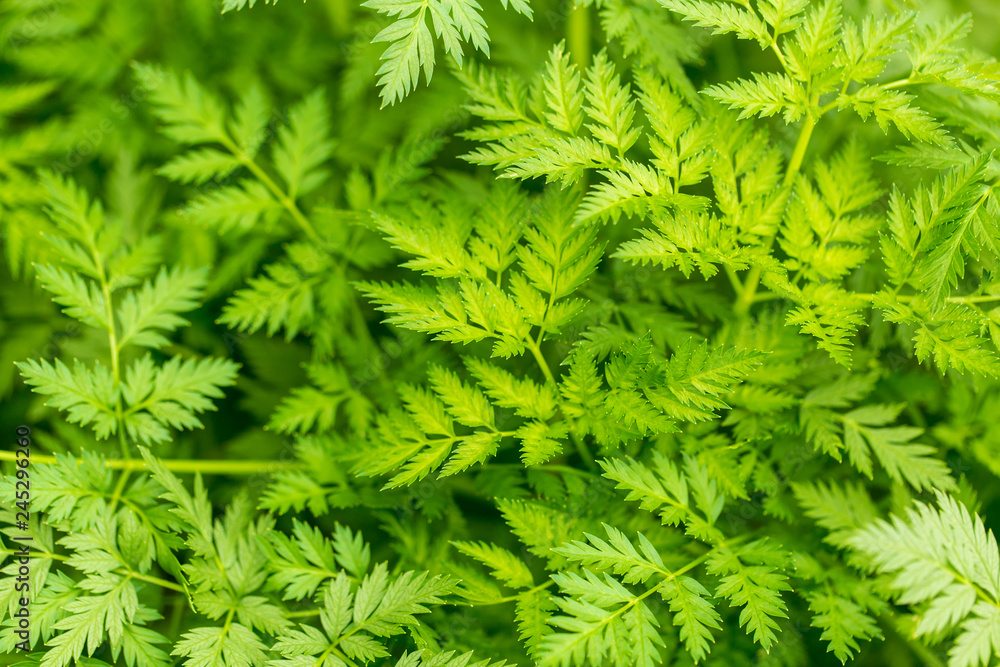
[
  {"x1": 18, "y1": 550, "x2": 184, "y2": 593},
  {"x1": 18, "y1": 551, "x2": 64, "y2": 561},
  {"x1": 735, "y1": 115, "x2": 816, "y2": 316},
  {"x1": 543, "y1": 550, "x2": 715, "y2": 656},
  {"x1": 568, "y1": 428, "x2": 597, "y2": 470},
  {"x1": 783, "y1": 116, "x2": 816, "y2": 188},
  {"x1": 566, "y1": 1, "x2": 590, "y2": 67},
  {"x1": 286, "y1": 608, "x2": 321, "y2": 618},
  {"x1": 942, "y1": 295, "x2": 1000, "y2": 304},
  {"x1": 525, "y1": 338, "x2": 556, "y2": 386},
  {"x1": 525, "y1": 338, "x2": 598, "y2": 469},
  {"x1": 107, "y1": 468, "x2": 131, "y2": 514},
  {"x1": 881, "y1": 77, "x2": 912, "y2": 90},
  {"x1": 468, "y1": 580, "x2": 556, "y2": 606},
  {"x1": 796, "y1": 293, "x2": 1000, "y2": 306},
  {"x1": 0, "y1": 450, "x2": 300, "y2": 474},
  {"x1": 751, "y1": 291, "x2": 784, "y2": 304},
  {"x1": 131, "y1": 571, "x2": 185, "y2": 593},
  {"x1": 769, "y1": 39, "x2": 788, "y2": 72},
  {"x1": 332, "y1": 647, "x2": 361, "y2": 667},
  {"x1": 85, "y1": 227, "x2": 130, "y2": 461},
  {"x1": 347, "y1": 288, "x2": 378, "y2": 351},
  {"x1": 219, "y1": 136, "x2": 327, "y2": 250},
  {"x1": 724, "y1": 265, "x2": 744, "y2": 296}
]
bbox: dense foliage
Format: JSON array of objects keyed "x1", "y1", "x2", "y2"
[{"x1": 2, "y1": 0, "x2": 1000, "y2": 666}]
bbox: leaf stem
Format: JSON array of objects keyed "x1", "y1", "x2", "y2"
[
  {"x1": 783, "y1": 115, "x2": 816, "y2": 188},
  {"x1": 108, "y1": 469, "x2": 131, "y2": 514},
  {"x1": 545, "y1": 551, "x2": 714, "y2": 658},
  {"x1": 18, "y1": 550, "x2": 184, "y2": 593},
  {"x1": 525, "y1": 338, "x2": 597, "y2": 468},
  {"x1": 525, "y1": 338, "x2": 556, "y2": 386},
  {"x1": 724, "y1": 265, "x2": 744, "y2": 296},
  {"x1": 83, "y1": 223, "x2": 131, "y2": 461},
  {"x1": 735, "y1": 115, "x2": 816, "y2": 316},
  {"x1": 566, "y1": 2, "x2": 590, "y2": 67},
  {"x1": 332, "y1": 647, "x2": 361, "y2": 667},
  {"x1": 467, "y1": 579, "x2": 556, "y2": 606},
  {"x1": 220, "y1": 135, "x2": 327, "y2": 250},
  {"x1": 0, "y1": 450, "x2": 300, "y2": 474},
  {"x1": 130, "y1": 571, "x2": 185, "y2": 593},
  {"x1": 568, "y1": 429, "x2": 597, "y2": 470},
  {"x1": 769, "y1": 40, "x2": 788, "y2": 72},
  {"x1": 791, "y1": 292, "x2": 1000, "y2": 306},
  {"x1": 941, "y1": 295, "x2": 1000, "y2": 304},
  {"x1": 881, "y1": 77, "x2": 912, "y2": 89}
]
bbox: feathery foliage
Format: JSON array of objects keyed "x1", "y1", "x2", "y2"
[{"x1": 2, "y1": 1, "x2": 1000, "y2": 666}]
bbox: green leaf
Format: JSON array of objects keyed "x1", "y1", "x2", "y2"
[
  {"x1": 41, "y1": 577, "x2": 142, "y2": 667},
  {"x1": 363, "y1": 0, "x2": 439, "y2": 106},
  {"x1": 543, "y1": 43, "x2": 584, "y2": 135},
  {"x1": 272, "y1": 90, "x2": 335, "y2": 198},
  {"x1": 181, "y1": 181, "x2": 281, "y2": 233},
  {"x1": 792, "y1": 480, "x2": 877, "y2": 548},
  {"x1": 34, "y1": 264, "x2": 108, "y2": 329},
  {"x1": 122, "y1": 355, "x2": 240, "y2": 444},
  {"x1": 706, "y1": 541, "x2": 790, "y2": 650},
  {"x1": 660, "y1": 575, "x2": 722, "y2": 663},
  {"x1": 705, "y1": 72, "x2": 808, "y2": 122},
  {"x1": 583, "y1": 51, "x2": 640, "y2": 154},
  {"x1": 133, "y1": 63, "x2": 228, "y2": 145},
  {"x1": 651, "y1": 339, "x2": 766, "y2": 422},
  {"x1": 427, "y1": 365, "x2": 495, "y2": 429},
  {"x1": 555, "y1": 524, "x2": 666, "y2": 585},
  {"x1": 913, "y1": 154, "x2": 994, "y2": 308},
  {"x1": 785, "y1": 0, "x2": 842, "y2": 84},
  {"x1": 849, "y1": 492, "x2": 1000, "y2": 667},
  {"x1": 16, "y1": 359, "x2": 118, "y2": 439},
  {"x1": 660, "y1": 0, "x2": 770, "y2": 45},
  {"x1": 116, "y1": 267, "x2": 207, "y2": 350},
  {"x1": 807, "y1": 591, "x2": 881, "y2": 663},
  {"x1": 157, "y1": 148, "x2": 242, "y2": 185},
  {"x1": 847, "y1": 86, "x2": 950, "y2": 146},
  {"x1": 172, "y1": 623, "x2": 268, "y2": 667},
  {"x1": 451, "y1": 541, "x2": 534, "y2": 589}
]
